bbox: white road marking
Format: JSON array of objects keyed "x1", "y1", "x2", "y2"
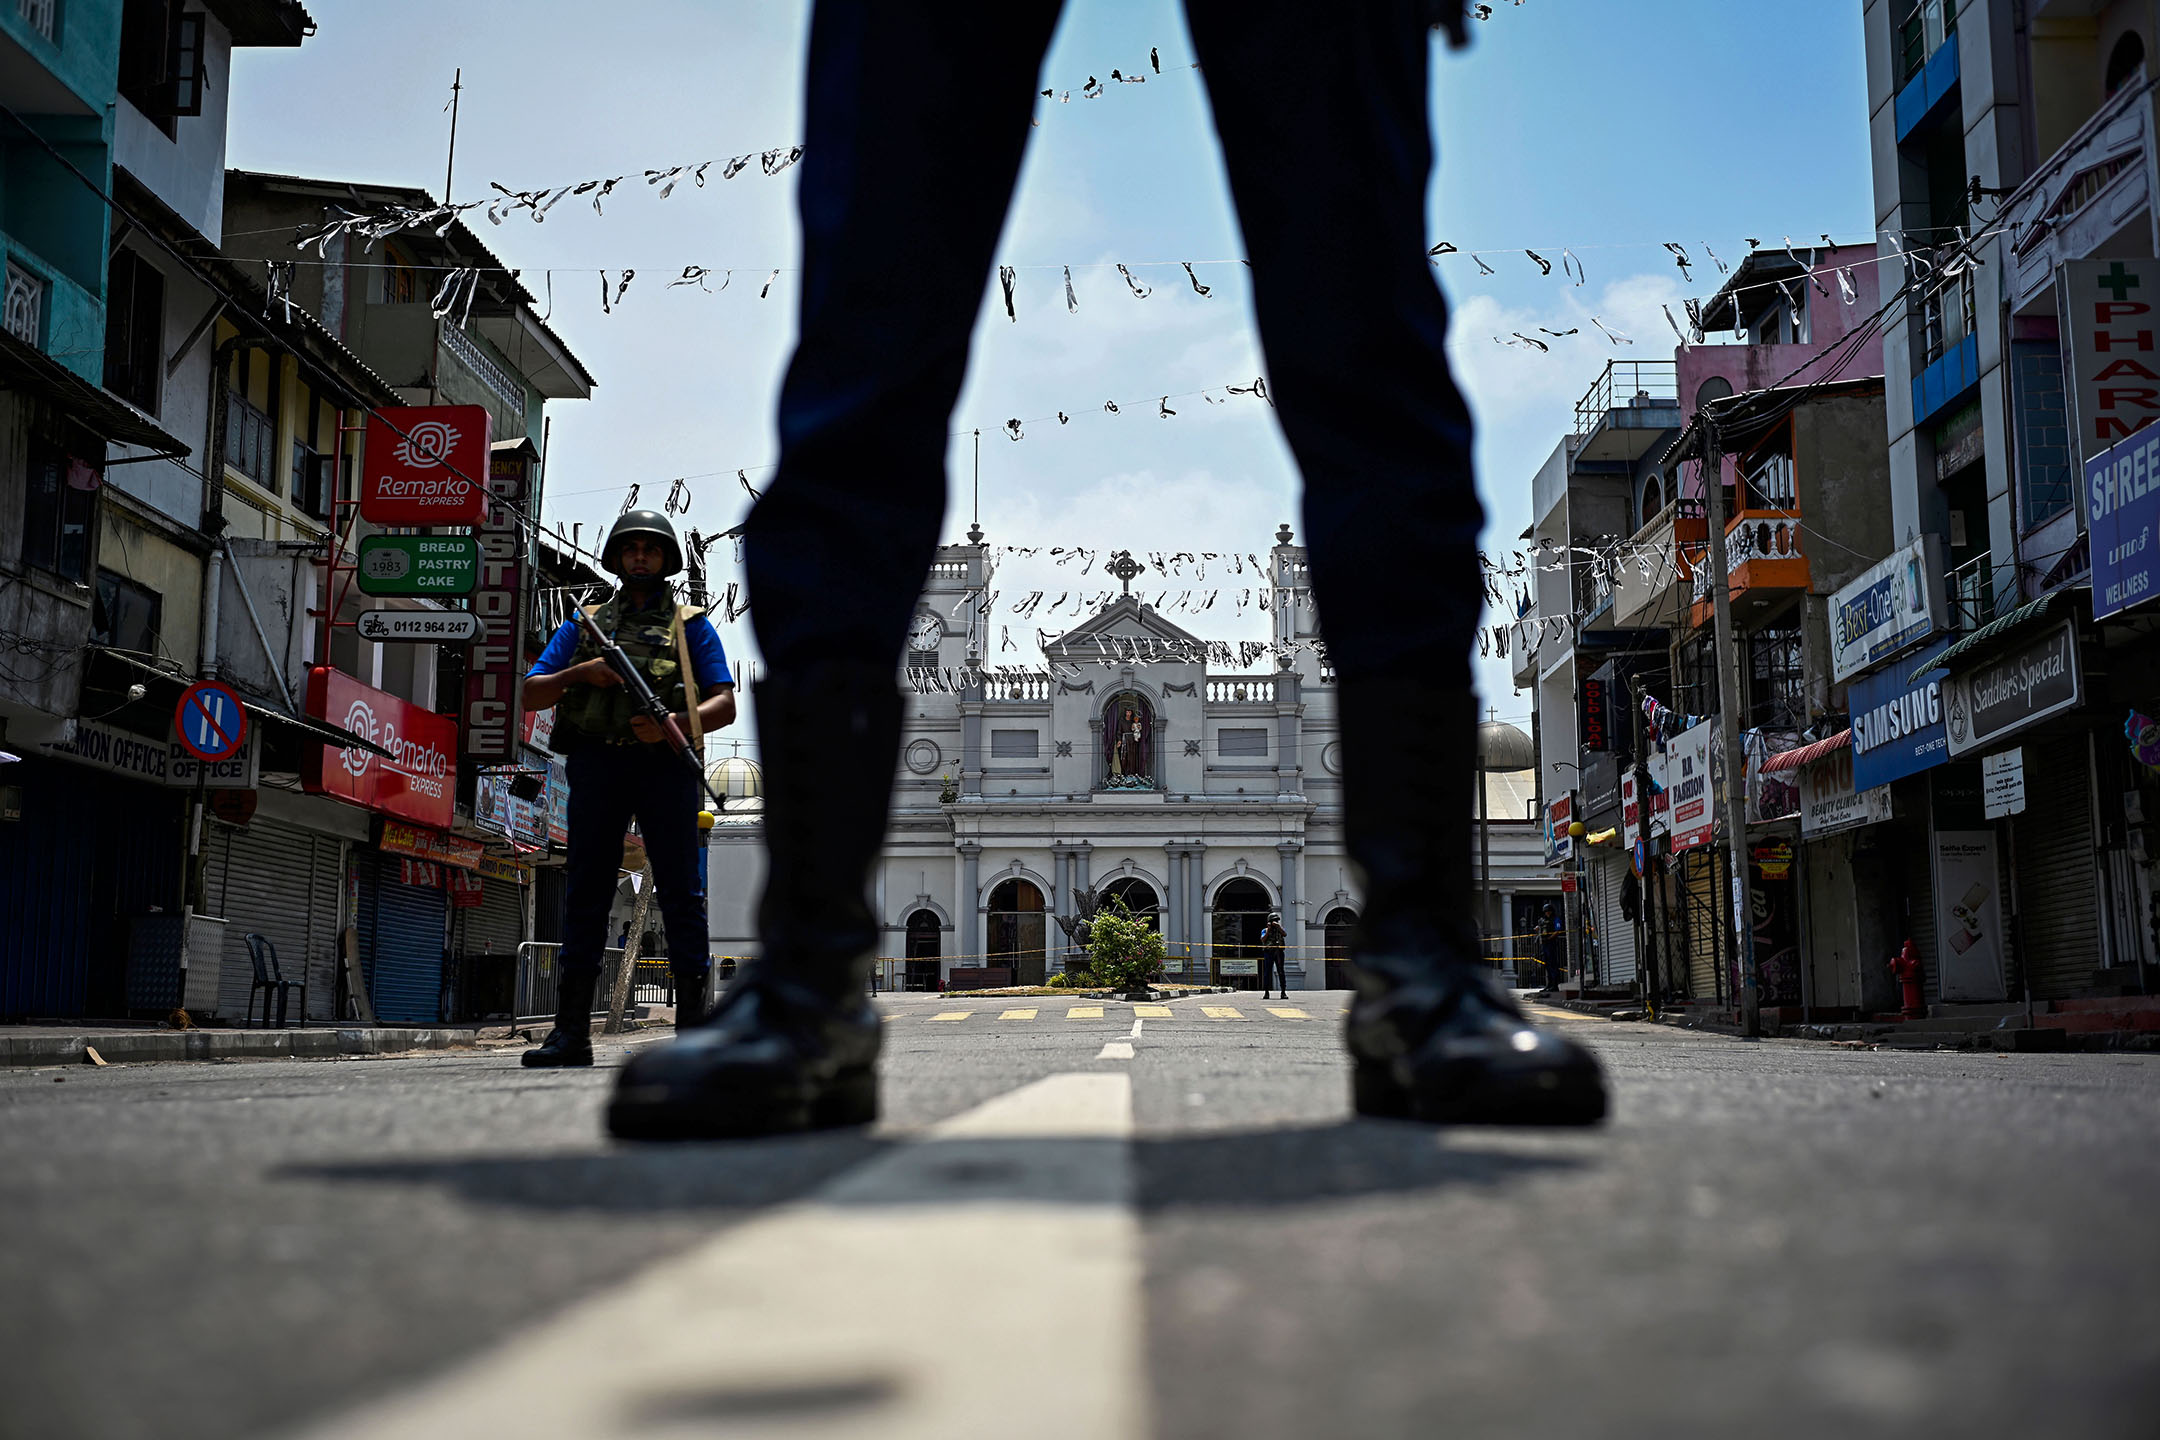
[
  {"x1": 1129, "y1": 1019, "x2": 1144, "y2": 1038},
  {"x1": 296, "y1": 1073, "x2": 1142, "y2": 1440},
  {"x1": 1096, "y1": 1041, "x2": 1135, "y2": 1060}
]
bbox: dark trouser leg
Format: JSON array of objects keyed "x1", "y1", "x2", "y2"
[
  {"x1": 528, "y1": 748, "x2": 632, "y2": 1067},
  {"x1": 743, "y1": 0, "x2": 1065, "y2": 991},
  {"x1": 610, "y1": 2, "x2": 1064, "y2": 1138},
  {"x1": 1185, "y1": 5, "x2": 1600, "y2": 1122},
  {"x1": 631, "y1": 748, "x2": 711, "y2": 1024}
]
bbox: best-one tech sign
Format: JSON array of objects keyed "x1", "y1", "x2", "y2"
[
  {"x1": 360, "y1": 406, "x2": 493, "y2": 525},
  {"x1": 302, "y1": 666, "x2": 457, "y2": 828}
]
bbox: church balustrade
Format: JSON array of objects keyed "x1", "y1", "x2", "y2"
[
  {"x1": 1206, "y1": 676, "x2": 1278, "y2": 705},
  {"x1": 927, "y1": 560, "x2": 970, "y2": 580},
  {"x1": 982, "y1": 673, "x2": 1053, "y2": 701}
]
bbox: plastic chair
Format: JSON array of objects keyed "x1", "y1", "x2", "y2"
[{"x1": 244, "y1": 933, "x2": 306, "y2": 1028}]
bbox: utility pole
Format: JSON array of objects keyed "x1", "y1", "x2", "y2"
[
  {"x1": 1699, "y1": 406, "x2": 1760, "y2": 1036},
  {"x1": 442, "y1": 69, "x2": 463, "y2": 205}
]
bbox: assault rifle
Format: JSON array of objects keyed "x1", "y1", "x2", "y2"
[{"x1": 572, "y1": 603, "x2": 729, "y2": 813}]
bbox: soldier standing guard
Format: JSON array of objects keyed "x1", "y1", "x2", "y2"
[
  {"x1": 519, "y1": 510, "x2": 737, "y2": 1068},
  {"x1": 1258, "y1": 914, "x2": 1289, "y2": 999}
]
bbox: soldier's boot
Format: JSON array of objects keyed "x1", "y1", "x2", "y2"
[
  {"x1": 1337, "y1": 677, "x2": 1606, "y2": 1126},
  {"x1": 522, "y1": 970, "x2": 596, "y2": 1068},
  {"x1": 672, "y1": 959, "x2": 709, "y2": 1030},
  {"x1": 609, "y1": 664, "x2": 895, "y2": 1140}
]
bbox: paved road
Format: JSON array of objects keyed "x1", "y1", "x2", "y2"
[{"x1": 3, "y1": 994, "x2": 2156, "y2": 1439}]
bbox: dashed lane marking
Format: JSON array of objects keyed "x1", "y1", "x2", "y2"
[
  {"x1": 1096, "y1": 1041, "x2": 1135, "y2": 1060},
  {"x1": 1265, "y1": 1007, "x2": 1311, "y2": 1020},
  {"x1": 999, "y1": 1008, "x2": 1039, "y2": 1021},
  {"x1": 1132, "y1": 1005, "x2": 1173, "y2": 1018},
  {"x1": 1200, "y1": 1007, "x2": 1245, "y2": 1020},
  {"x1": 930, "y1": 1011, "x2": 973, "y2": 1022},
  {"x1": 1066, "y1": 1006, "x2": 1105, "y2": 1019}
]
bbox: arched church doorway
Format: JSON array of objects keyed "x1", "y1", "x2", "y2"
[
  {"x1": 1098, "y1": 876, "x2": 1160, "y2": 929},
  {"x1": 904, "y1": 909, "x2": 942, "y2": 992},
  {"x1": 1324, "y1": 906, "x2": 1357, "y2": 990},
  {"x1": 1211, "y1": 877, "x2": 1272, "y2": 990},
  {"x1": 987, "y1": 878, "x2": 1047, "y2": 985}
]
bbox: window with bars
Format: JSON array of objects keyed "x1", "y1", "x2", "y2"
[
  {"x1": 23, "y1": 435, "x2": 94, "y2": 581},
  {"x1": 226, "y1": 390, "x2": 274, "y2": 487},
  {"x1": 1674, "y1": 632, "x2": 1718, "y2": 720},
  {"x1": 1747, "y1": 623, "x2": 1806, "y2": 728},
  {"x1": 4, "y1": 262, "x2": 45, "y2": 346},
  {"x1": 17, "y1": 0, "x2": 57, "y2": 41}
]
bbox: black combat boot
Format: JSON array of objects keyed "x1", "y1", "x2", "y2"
[
  {"x1": 522, "y1": 969, "x2": 597, "y2": 1068},
  {"x1": 608, "y1": 664, "x2": 896, "y2": 1139},
  {"x1": 1337, "y1": 676, "x2": 1606, "y2": 1125},
  {"x1": 672, "y1": 959, "x2": 709, "y2": 1030}
]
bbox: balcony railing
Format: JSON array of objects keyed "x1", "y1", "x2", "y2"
[
  {"x1": 983, "y1": 674, "x2": 1052, "y2": 701},
  {"x1": 1948, "y1": 549, "x2": 1994, "y2": 629},
  {"x1": 1573, "y1": 360, "x2": 1678, "y2": 438},
  {"x1": 1207, "y1": 676, "x2": 1277, "y2": 704},
  {"x1": 1691, "y1": 509, "x2": 1809, "y2": 612},
  {"x1": 1899, "y1": 0, "x2": 1955, "y2": 83}
]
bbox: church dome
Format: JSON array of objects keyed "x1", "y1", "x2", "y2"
[
  {"x1": 706, "y1": 754, "x2": 764, "y2": 808},
  {"x1": 1477, "y1": 719, "x2": 1536, "y2": 772}
]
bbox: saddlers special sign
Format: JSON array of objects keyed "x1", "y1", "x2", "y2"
[
  {"x1": 1944, "y1": 619, "x2": 2083, "y2": 757},
  {"x1": 303, "y1": 667, "x2": 456, "y2": 828},
  {"x1": 360, "y1": 405, "x2": 493, "y2": 525},
  {"x1": 463, "y1": 442, "x2": 534, "y2": 762}
]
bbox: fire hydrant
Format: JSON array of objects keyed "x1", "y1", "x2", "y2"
[{"x1": 1888, "y1": 940, "x2": 1925, "y2": 1019}]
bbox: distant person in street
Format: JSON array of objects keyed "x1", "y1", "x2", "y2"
[
  {"x1": 607, "y1": 0, "x2": 1606, "y2": 1138},
  {"x1": 1258, "y1": 913, "x2": 1289, "y2": 999},
  {"x1": 519, "y1": 510, "x2": 735, "y2": 1068},
  {"x1": 1537, "y1": 904, "x2": 1564, "y2": 996}
]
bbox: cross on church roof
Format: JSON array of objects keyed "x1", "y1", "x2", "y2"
[{"x1": 1107, "y1": 550, "x2": 1144, "y2": 596}]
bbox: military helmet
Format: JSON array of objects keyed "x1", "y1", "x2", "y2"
[{"x1": 601, "y1": 508, "x2": 683, "y2": 577}]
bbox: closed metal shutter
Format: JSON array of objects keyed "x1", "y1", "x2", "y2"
[
  {"x1": 0, "y1": 759, "x2": 101, "y2": 1018},
  {"x1": 206, "y1": 819, "x2": 346, "y2": 1023},
  {"x1": 2011, "y1": 737, "x2": 2099, "y2": 999},
  {"x1": 1591, "y1": 853, "x2": 1636, "y2": 987},
  {"x1": 1682, "y1": 849, "x2": 1722, "y2": 1001},
  {"x1": 457, "y1": 872, "x2": 525, "y2": 955},
  {"x1": 1896, "y1": 792, "x2": 1938, "y2": 1002},
  {"x1": 358, "y1": 852, "x2": 446, "y2": 1024}
]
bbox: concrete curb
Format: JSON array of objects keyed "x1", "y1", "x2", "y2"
[{"x1": 0, "y1": 1027, "x2": 490, "y2": 1068}]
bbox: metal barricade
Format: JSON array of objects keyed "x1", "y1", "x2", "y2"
[{"x1": 516, "y1": 942, "x2": 638, "y2": 1025}]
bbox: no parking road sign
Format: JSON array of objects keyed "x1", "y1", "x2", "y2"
[{"x1": 174, "y1": 680, "x2": 248, "y2": 764}]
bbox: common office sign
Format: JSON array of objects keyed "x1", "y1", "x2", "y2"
[
  {"x1": 1944, "y1": 619, "x2": 2082, "y2": 757},
  {"x1": 2084, "y1": 425, "x2": 2160, "y2": 619},
  {"x1": 1850, "y1": 638, "x2": 1950, "y2": 790},
  {"x1": 1829, "y1": 536, "x2": 1950, "y2": 682}
]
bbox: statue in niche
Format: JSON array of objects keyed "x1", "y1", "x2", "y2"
[{"x1": 1104, "y1": 693, "x2": 1153, "y2": 789}]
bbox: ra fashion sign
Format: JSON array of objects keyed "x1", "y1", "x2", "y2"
[
  {"x1": 1828, "y1": 536, "x2": 1949, "y2": 682},
  {"x1": 2084, "y1": 424, "x2": 2160, "y2": 620},
  {"x1": 1943, "y1": 619, "x2": 2082, "y2": 757},
  {"x1": 1850, "y1": 638, "x2": 1950, "y2": 790},
  {"x1": 302, "y1": 666, "x2": 456, "y2": 828},
  {"x1": 1667, "y1": 720, "x2": 1716, "y2": 852},
  {"x1": 360, "y1": 405, "x2": 493, "y2": 524}
]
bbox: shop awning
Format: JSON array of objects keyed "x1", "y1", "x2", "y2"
[
  {"x1": 0, "y1": 331, "x2": 190, "y2": 454},
  {"x1": 1759, "y1": 729, "x2": 1850, "y2": 774},
  {"x1": 1908, "y1": 586, "x2": 2084, "y2": 683},
  {"x1": 88, "y1": 648, "x2": 395, "y2": 757}
]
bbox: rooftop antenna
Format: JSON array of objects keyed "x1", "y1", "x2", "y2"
[
  {"x1": 968, "y1": 428, "x2": 983, "y2": 544},
  {"x1": 442, "y1": 69, "x2": 463, "y2": 205}
]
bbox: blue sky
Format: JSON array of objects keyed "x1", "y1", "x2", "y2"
[{"x1": 228, "y1": 0, "x2": 1875, "y2": 729}]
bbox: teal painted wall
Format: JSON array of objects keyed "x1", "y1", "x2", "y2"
[{"x1": 0, "y1": 2, "x2": 120, "y2": 380}]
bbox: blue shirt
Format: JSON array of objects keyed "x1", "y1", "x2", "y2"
[{"x1": 529, "y1": 611, "x2": 733, "y2": 688}]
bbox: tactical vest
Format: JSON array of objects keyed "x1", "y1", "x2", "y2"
[{"x1": 550, "y1": 596, "x2": 702, "y2": 750}]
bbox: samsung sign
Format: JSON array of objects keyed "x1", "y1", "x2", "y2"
[
  {"x1": 1829, "y1": 536, "x2": 1950, "y2": 682},
  {"x1": 1849, "y1": 638, "x2": 1951, "y2": 791}
]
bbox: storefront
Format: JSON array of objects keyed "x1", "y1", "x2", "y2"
[{"x1": 201, "y1": 788, "x2": 362, "y2": 1024}]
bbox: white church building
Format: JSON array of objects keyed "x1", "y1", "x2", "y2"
[{"x1": 706, "y1": 526, "x2": 1558, "y2": 991}]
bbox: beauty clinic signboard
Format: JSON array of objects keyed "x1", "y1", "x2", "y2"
[
  {"x1": 302, "y1": 667, "x2": 456, "y2": 828},
  {"x1": 359, "y1": 405, "x2": 493, "y2": 525},
  {"x1": 463, "y1": 443, "x2": 532, "y2": 761}
]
